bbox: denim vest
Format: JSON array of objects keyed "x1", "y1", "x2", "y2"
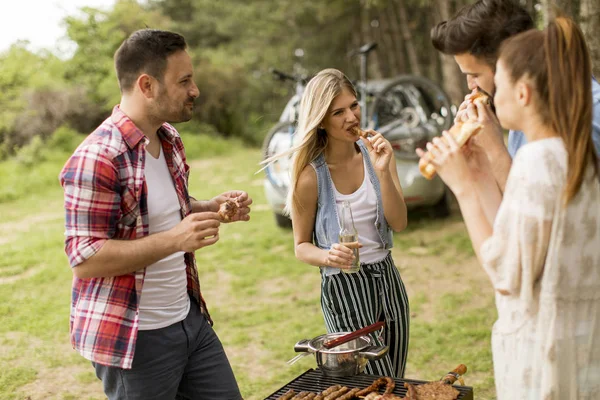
[{"x1": 310, "y1": 140, "x2": 394, "y2": 276}]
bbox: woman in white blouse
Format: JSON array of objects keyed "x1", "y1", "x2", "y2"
[{"x1": 419, "y1": 16, "x2": 600, "y2": 399}]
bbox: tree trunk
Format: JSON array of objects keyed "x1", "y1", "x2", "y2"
[
  {"x1": 359, "y1": 3, "x2": 384, "y2": 80},
  {"x1": 386, "y1": 1, "x2": 408, "y2": 75},
  {"x1": 427, "y1": 11, "x2": 442, "y2": 83},
  {"x1": 395, "y1": 0, "x2": 422, "y2": 75},
  {"x1": 541, "y1": 0, "x2": 579, "y2": 23},
  {"x1": 434, "y1": 0, "x2": 466, "y2": 105},
  {"x1": 580, "y1": 0, "x2": 600, "y2": 78},
  {"x1": 377, "y1": 7, "x2": 399, "y2": 78}
]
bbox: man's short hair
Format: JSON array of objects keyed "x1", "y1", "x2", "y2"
[
  {"x1": 431, "y1": 0, "x2": 534, "y2": 67},
  {"x1": 114, "y1": 29, "x2": 187, "y2": 93}
]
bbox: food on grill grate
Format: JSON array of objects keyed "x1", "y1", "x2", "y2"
[
  {"x1": 218, "y1": 198, "x2": 240, "y2": 221},
  {"x1": 338, "y1": 388, "x2": 361, "y2": 400},
  {"x1": 414, "y1": 381, "x2": 460, "y2": 399},
  {"x1": 277, "y1": 389, "x2": 296, "y2": 400},
  {"x1": 314, "y1": 385, "x2": 341, "y2": 400},
  {"x1": 291, "y1": 391, "x2": 313, "y2": 399},
  {"x1": 403, "y1": 383, "x2": 417, "y2": 400},
  {"x1": 356, "y1": 377, "x2": 395, "y2": 396},
  {"x1": 325, "y1": 386, "x2": 350, "y2": 400},
  {"x1": 275, "y1": 367, "x2": 465, "y2": 400}
]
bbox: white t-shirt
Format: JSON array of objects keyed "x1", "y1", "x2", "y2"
[{"x1": 138, "y1": 146, "x2": 190, "y2": 330}]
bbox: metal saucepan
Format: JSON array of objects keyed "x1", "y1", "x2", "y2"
[{"x1": 293, "y1": 332, "x2": 388, "y2": 377}]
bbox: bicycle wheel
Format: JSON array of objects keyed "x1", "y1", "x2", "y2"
[
  {"x1": 371, "y1": 75, "x2": 454, "y2": 135},
  {"x1": 261, "y1": 121, "x2": 296, "y2": 197}
]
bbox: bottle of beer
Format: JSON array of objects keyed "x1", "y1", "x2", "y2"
[{"x1": 338, "y1": 200, "x2": 360, "y2": 273}]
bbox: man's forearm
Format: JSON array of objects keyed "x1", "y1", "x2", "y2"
[
  {"x1": 191, "y1": 198, "x2": 218, "y2": 213},
  {"x1": 73, "y1": 231, "x2": 179, "y2": 279}
]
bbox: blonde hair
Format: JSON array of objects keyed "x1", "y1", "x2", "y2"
[{"x1": 261, "y1": 68, "x2": 357, "y2": 215}]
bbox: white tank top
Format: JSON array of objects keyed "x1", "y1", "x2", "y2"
[
  {"x1": 138, "y1": 146, "x2": 190, "y2": 330},
  {"x1": 333, "y1": 159, "x2": 389, "y2": 264}
]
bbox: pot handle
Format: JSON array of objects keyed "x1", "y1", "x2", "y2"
[
  {"x1": 359, "y1": 345, "x2": 388, "y2": 360},
  {"x1": 294, "y1": 339, "x2": 311, "y2": 353}
]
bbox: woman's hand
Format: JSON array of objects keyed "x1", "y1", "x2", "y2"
[
  {"x1": 416, "y1": 132, "x2": 472, "y2": 196},
  {"x1": 361, "y1": 130, "x2": 393, "y2": 171},
  {"x1": 324, "y1": 242, "x2": 362, "y2": 269}
]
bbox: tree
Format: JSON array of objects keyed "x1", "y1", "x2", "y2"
[{"x1": 579, "y1": 0, "x2": 600, "y2": 78}]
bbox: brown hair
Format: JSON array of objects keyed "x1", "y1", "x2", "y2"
[
  {"x1": 115, "y1": 29, "x2": 187, "y2": 93},
  {"x1": 431, "y1": 0, "x2": 534, "y2": 67},
  {"x1": 499, "y1": 17, "x2": 598, "y2": 204}
]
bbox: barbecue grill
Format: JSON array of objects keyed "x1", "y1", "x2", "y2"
[{"x1": 264, "y1": 368, "x2": 474, "y2": 399}]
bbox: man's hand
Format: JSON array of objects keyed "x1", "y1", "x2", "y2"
[
  {"x1": 211, "y1": 190, "x2": 252, "y2": 222},
  {"x1": 170, "y1": 212, "x2": 221, "y2": 252},
  {"x1": 464, "y1": 98, "x2": 507, "y2": 158},
  {"x1": 454, "y1": 89, "x2": 478, "y2": 125}
]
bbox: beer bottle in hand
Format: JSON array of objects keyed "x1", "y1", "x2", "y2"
[{"x1": 339, "y1": 200, "x2": 360, "y2": 273}]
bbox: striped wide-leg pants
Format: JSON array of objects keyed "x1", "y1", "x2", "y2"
[{"x1": 320, "y1": 253, "x2": 409, "y2": 378}]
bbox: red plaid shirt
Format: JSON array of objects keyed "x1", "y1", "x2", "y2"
[{"x1": 60, "y1": 106, "x2": 210, "y2": 369}]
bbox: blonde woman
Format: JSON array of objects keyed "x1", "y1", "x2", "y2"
[
  {"x1": 267, "y1": 69, "x2": 409, "y2": 377},
  {"x1": 421, "y1": 17, "x2": 600, "y2": 398}
]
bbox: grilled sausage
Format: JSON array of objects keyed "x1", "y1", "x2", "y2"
[
  {"x1": 336, "y1": 387, "x2": 360, "y2": 400},
  {"x1": 356, "y1": 377, "x2": 387, "y2": 396},
  {"x1": 320, "y1": 385, "x2": 341, "y2": 397},
  {"x1": 324, "y1": 386, "x2": 349, "y2": 400},
  {"x1": 404, "y1": 383, "x2": 418, "y2": 400},
  {"x1": 277, "y1": 389, "x2": 296, "y2": 400}
]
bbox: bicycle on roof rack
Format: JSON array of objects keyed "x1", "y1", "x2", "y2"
[{"x1": 262, "y1": 43, "x2": 455, "y2": 228}]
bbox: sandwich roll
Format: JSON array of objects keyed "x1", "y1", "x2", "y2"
[{"x1": 419, "y1": 91, "x2": 490, "y2": 180}]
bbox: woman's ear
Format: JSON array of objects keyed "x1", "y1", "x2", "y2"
[{"x1": 516, "y1": 79, "x2": 533, "y2": 107}]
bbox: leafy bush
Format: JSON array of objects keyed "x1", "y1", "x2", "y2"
[
  {"x1": 46, "y1": 125, "x2": 82, "y2": 156},
  {"x1": 178, "y1": 122, "x2": 244, "y2": 160},
  {"x1": 15, "y1": 136, "x2": 46, "y2": 167}
]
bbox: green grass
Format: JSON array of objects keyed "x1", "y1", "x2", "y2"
[{"x1": 0, "y1": 143, "x2": 498, "y2": 399}]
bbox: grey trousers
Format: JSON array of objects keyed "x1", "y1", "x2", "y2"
[{"x1": 93, "y1": 301, "x2": 242, "y2": 400}]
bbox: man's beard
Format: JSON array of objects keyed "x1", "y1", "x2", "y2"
[{"x1": 154, "y1": 96, "x2": 195, "y2": 124}]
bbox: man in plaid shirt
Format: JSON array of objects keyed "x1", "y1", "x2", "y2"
[{"x1": 60, "y1": 29, "x2": 250, "y2": 400}]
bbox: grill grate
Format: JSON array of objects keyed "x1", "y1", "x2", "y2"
[{"x1": 264, "y1": 368, "x2": 474, "y2": 399}]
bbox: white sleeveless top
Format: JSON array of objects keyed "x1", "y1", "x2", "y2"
[
  {"x1": 333, "y1": 160, "x2": 389, "y2": 264},
  {"x1": 139, "y1": 146, "x2": 190, "y2": 330}
]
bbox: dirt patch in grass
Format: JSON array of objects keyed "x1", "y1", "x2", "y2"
[
  {"x1": 1, "y1": 332, "x2": 105, "y2": 400},
  {"x1": 0, "y1": 212, "x2": 63, "y2": 245},
  {"x1": 0, "y1": 264, "x2": 45, "y2": 285},
  {"x1": 19, "y1": 365, "x2": 104, "y2": 400}
]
